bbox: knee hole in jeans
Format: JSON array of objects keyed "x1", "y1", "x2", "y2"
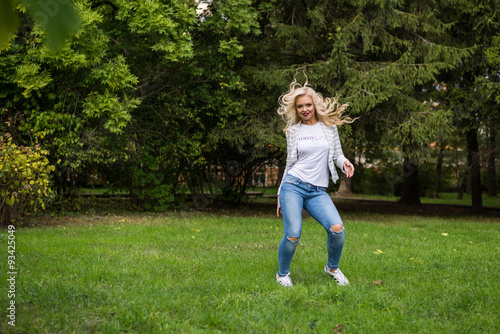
[{"x1": 330, "y1": 224, "x2": 344, "y2": 233}]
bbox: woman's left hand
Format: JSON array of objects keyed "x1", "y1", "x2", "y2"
[{"x1": 343, "y1": 160, "x2": 355, "y2": 178}]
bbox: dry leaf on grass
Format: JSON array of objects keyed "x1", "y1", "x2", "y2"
[
  {"x1": 333, "y1": 323, "x2": 343, "y2": 333},
  {"x1": 373, "y1": 279, "x2": 382, "y2": 285}
]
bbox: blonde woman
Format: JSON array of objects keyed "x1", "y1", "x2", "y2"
[{"x1": 275, "y1": 80, "x2": 355, "y2": 287}]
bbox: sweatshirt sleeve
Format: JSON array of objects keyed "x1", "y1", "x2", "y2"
[
  {"x1": 332, "y1": 125, "x2": 348, "y2": 173},
  {"x1": 277, "y1": 129, "x2": 295, "y2": 196}
]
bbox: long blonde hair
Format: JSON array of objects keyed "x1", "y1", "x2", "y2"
[{"x1": 277, "y1": 80, "x2": 354, "y2": 132}]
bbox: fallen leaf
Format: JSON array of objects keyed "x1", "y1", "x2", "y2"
[
  {"x1": 441, "y1": 233, "x2": 449, "y2": 236},
  {"x1": 373, "y1": 249, "x2": 384, "y2": 254},
  {"x1": 373, "y1": 279, "x2": 382, "y2": 285},
  {"x1": 333, "y1": 323, "x2": 343, "y2": 333}
]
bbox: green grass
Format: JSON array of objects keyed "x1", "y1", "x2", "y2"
[
  {"x1": 419, "y1": 192, "x2": 500, "y2": 208},
  {"x1": 79, "y1": 185, "x2": 500, "y2": 208},
  {"x1": 79, "y1": 187, "x2": 128, "y2": 195},
  {"x1": 341, "y1": 192, "x2": 500, "y2": 208},
  {"x1": 1, "y1": 210, "x2": 499, "y2": 333},
  {"x1": 248, "y1": 187, "x2": 500, "y2": 208}
]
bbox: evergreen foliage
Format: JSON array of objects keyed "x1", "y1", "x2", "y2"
[{"x1": 436, "y1": 0, "x2": 500, "y2": 208}]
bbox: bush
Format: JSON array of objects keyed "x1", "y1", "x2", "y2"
[
  {"x1": 0, "y1": 134, "x2": 55, "y2": 225},
  {"x1": 126, "y1": 157, "x2": 176, "y2": 211}
]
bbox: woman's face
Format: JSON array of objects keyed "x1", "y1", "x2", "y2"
[{"x1": 295, "y1": 94, "x2": 318, "y2": 125}]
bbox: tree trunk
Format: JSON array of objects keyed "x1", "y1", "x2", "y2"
[
  {"x1": 337, "y1": 174, "x2": 353, "y2": 196},
  {"x1": 466, "y1": 129, "x2": 483, "y2": 210},
  {"x1": 433, "y1": 143, "x2": 445, "y2": 198},
  {"x1": 487, "y1": 126, "x2": 497, "y2": 197},
  {"x1": 400, "y1": 158, "x2": 421, "y2": 205},
  {"x1": 457, "y1": 173, "x2": 467, "y2": 200},
  {"x1": 275, "y1": 165, "x2": 285, "y2": 188}
]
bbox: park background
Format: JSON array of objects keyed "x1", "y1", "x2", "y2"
[{"x1": 0, "y1": 0, "x2": 499, "y2": 333}]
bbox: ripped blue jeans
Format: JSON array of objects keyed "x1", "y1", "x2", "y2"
[{"x1": 278, "y1": 174, "x2": 345, "y2": 277}]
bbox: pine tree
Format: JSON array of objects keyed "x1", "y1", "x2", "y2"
[
  {"x1": 244, "y1": 0, "x2": 472, "y2": 204},
  {"x1": 437, "y1": 0, "x2": 500, "y2": 209}
]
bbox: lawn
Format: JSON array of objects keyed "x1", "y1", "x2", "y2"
[
  {"x1": 0, "y1": 207, "x2": 499, "y2": 333},
  {"x1": 82, "y1": 186, "x2": 500, "y2": 209},
  {"x1": 347, "y1": 192, "x2": 500, "y2": 208}
]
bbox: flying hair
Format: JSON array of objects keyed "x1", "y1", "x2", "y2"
[{"x1": 277, "y1": 79, "x2": 355, "y2": 133}]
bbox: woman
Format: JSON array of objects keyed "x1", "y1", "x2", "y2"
[{"x1": 276, "y1": 80, "x2": 355, "y2": 287}]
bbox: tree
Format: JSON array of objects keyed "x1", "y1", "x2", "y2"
[
  {"x1": 2, "y1": 0, "x2": 283, "y2": 209},
  {"x1": 0, "y1": 1, "x2": 186, "y2": 201},
  {"x1": 484, "y1": 34, "x2": 500, "y2": 197},
  {"x1": 439, "y1": 0, "x2": 500, "y2": 209},
  {"x1": 243, "y1": 0, "x2": 470, "y2": 204}
]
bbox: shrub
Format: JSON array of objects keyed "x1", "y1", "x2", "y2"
[
  {"x1": 0, "y1": 134, "x2": 55, "y2": 226},
  {"x1": 128, "y1": 167, "x2": 176, "y2": 211}
]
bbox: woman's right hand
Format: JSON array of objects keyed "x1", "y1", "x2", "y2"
[{"x1": 276, "y1": 196, "x2": 281, "y2": 218}]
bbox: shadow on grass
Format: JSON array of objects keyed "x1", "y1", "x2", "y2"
[{"x1": 31, "y1": 195, "x2": 500, "y2": 228}]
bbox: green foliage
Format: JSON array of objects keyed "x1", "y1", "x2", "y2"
[
  {"x1": 1, "y1": 0, "x2": 81, "y2": 51},
  {"x1": 1, "y1": 0, "x2": 143, "y2": 196},
  {"x1": 0, "y1": 0, "x2": 19, "y2": 51},
  {"x1": 485, "y1": 34, "x2": 500, "y2": 67},
  {"x1": 128, "y1": 168, "x2": 176, "y2": 212},
  {"x1": 14, "y1": 62, "x2": 53, "y2": 98},
  {"x1": 93, "y1": 0, "x2": 281, "y2": 206},
  {"x1": 1, "y1": 0, "x2": 498, "y2": 209},
  {"x1": 90, "y1": 55, "x2": 139, "y2": 91},
  {"x1": 83, "y1": 91, "x2": 139, "y2": 134},
  {"x1": 218, "y1": 37, "x2": 244, "y2": 59},
  {"x1": 20, "y1": 0, "x2": 81, "y2": 50},
  {"x1": 483, "y1": 34, "x2": 500, "y2": 105},
  {"x1": 0, "y1": 134, "x2": 54, "y2": 225},
  {"x1": 115, "y1": 0, "x2": 196, "y2": 62},
  {"x1": 241, "y1": 0, "x2": 478, "y2": 204}
]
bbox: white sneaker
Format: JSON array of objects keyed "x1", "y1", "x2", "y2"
[
  {"x1": 324, "y1": 264, "x2": 349, "y2": 286},
  {"x1": 276, "y1": 273, "x2": 293, "y2": 287}
]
